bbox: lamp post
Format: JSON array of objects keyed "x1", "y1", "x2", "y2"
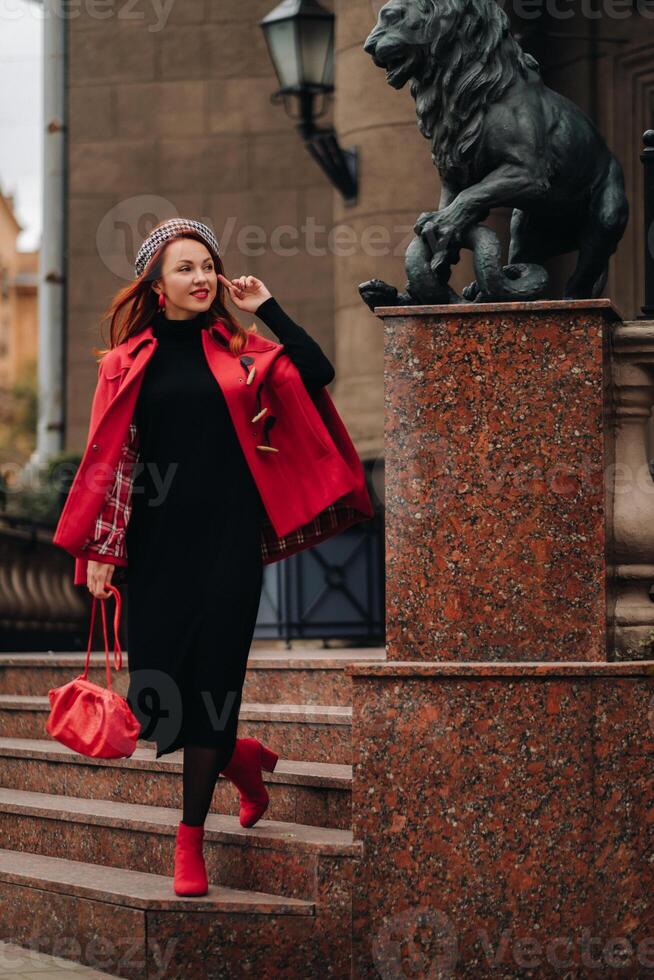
[
  {"x1": 640, "y1": 130, "x2": 654, "y2": 319},
  {"x1": 260, "y1": 0, "x2": 358, "y2": 206}
]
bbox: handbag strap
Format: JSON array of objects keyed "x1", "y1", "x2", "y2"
[{"x1": 83, "y1": 584, "x2": 123, "y2": 689}]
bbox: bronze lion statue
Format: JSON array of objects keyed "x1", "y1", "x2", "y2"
[{"x1": 359, "y1": 0, "x2": 629, "y2": 308}]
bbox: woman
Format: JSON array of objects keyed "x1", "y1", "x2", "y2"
[{"x1": 52, "y1": 217, "x2": 373, "y2": 898}]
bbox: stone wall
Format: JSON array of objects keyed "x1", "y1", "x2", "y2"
[{"x1": 66, "y1": 0, "x2": 338, "y2": 449}]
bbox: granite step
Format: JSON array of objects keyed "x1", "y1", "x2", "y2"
[
  {"x1": 0, "y1": 643, "x2": 372, "y2": 975},
  {"x1": 0, "y1": 788, "x2": 361, "y2": 902},
  {"x1": 0, "y1": 736, "x2": 352, "y2": 830},
  {"x1": 0, "y1": 648, "x2": 385, "y2": 705},
  {"x1": 0, "y1": 847, "x2": 320, "y2": 979},
  {"x1": 0, "y1": 695, "x2": 353, "y2": 765}
]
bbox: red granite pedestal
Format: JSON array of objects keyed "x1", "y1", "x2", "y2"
[
  {"x1": 347, "y1": 660, "x2": 654, "y2": 979},
  {"x1": 383, "y1": 299, "x2": 620, "y2": 662},
  {"x1": 347, "y1": 301, "x2": 654, "y2": 979}
]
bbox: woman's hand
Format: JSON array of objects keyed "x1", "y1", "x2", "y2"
[
  {"x1": 87, "y1": 559, "x2": 116, "y2": 599},
  {"x1": 217, "y1": 274, "x2": 272, "y2": 315}
]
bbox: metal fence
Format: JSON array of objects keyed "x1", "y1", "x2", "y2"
[{"x1": 256, "y1": 506, "x2": 385, "y2": 646}]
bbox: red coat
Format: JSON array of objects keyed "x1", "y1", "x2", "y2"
[{"x1": 53, "y1": 317, "x2": 374, "y2": 586}]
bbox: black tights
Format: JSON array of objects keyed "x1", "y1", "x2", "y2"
[{"x1": 182, "y1": 742, "x2": 235, "y2": 826}]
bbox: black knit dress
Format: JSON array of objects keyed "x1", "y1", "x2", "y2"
[{"x1": 125, "y1": 298, "x2": 334, "y2": 758}]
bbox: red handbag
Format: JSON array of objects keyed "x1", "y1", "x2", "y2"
[{"x1": 45, "y1": 583, "x2": 141, "y2": 759}]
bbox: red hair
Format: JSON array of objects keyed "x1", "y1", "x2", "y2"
[{"x1": 92, "y1": 223, "x2": 257, "y2": 361}]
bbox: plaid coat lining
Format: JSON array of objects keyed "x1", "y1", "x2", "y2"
[
  {"x1": 82, "y1": 422, "x2": 140, "y2": 560},
  {"x1": 83, "y1": 421, "x2": 364, "y2": 565}
]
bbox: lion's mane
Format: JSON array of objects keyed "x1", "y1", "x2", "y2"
[{"x1": 408, "y1": 0, "x2": 540, "y2": 183}]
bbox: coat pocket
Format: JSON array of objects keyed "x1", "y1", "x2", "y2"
[
  {"x1": 275, "y1": 377, "x2": 333, "y2": 457},
  {"x1": 105, "y1": 364, "x2": 130, "y2": 383}
]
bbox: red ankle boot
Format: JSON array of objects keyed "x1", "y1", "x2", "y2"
[
  {"x1": 173, "y1": 821, "x2": 208, "y2": 896},
  {"x1": 220, "y1": 737, "x2": 279, "y2": 828}
]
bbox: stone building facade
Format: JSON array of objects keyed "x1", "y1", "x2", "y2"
[
  {"x1": 0, "y1": 191, "x2": 37, "y2": 393},
  {"x1": 65, "y1": 0, "x2": 654, "y2": 463}
]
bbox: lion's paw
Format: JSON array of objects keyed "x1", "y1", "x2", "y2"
[
  {"x1": 414, "y1": 210, "x2": 439, "y2": 235},
  {"x1": 462, "y1": 279, "x2": 482, "y2": 301},
  {"x1": 358, "y1": 278, "x2": 399, "y2": 311}
]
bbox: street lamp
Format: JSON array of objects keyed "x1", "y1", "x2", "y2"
[{"x1": 260, "y1": 0, "x2": 358, "y2": 206}]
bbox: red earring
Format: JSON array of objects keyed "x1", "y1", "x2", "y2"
[{"x1": 157, "y1": 292, "x2": 166, "y2": 311}]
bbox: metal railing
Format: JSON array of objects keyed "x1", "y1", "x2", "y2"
[
  {"x1": 0, "y1": 475, "x2": 386, "y2": 650},
  {"x1": 255, "y1": 506, "x2": 385, "y2": 646}
]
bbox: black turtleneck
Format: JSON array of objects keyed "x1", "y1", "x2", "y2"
[
  {"x1": 129, "y1": 297, "x2": 334, "y2": 533},
  {"x1": 151, "y1": 307, "x2": 209, "y2": 340},
  {"x1": 130, "y1": 302, "x2": 266, "y2": 548},
  {"x1": 150, "y1": 298, "x2": 335, "y2": 390}
]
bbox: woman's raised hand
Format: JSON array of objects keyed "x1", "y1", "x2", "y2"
[{"x1": 217, "y1": 273, "x2": 272, "y2": 315}]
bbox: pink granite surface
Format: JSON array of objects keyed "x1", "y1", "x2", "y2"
[
  {"x1": 0, "y1": 652, "x2": 365, "y2": 705},
  {"x1": 0, "y1": 876, "x2": 320, "y2": 979},
  {"x1": 0, "y1": 797, "x2": 358, "y2": 977},
  {"x1": 0, "y1": 699, "x2": 352, "y2": 764},
  {"x1": 382, "y1": 300, "x2": 620, "y2": 662},
  {"x1": 0, "y1": 739, "x2": 352, "y2": 830},
  {"x1": 349, "y1": 661, "x2": 654, "y2": 979}
]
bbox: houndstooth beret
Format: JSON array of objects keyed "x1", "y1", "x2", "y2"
[{"x1": 134, "y1": 218, "x2": 221, "y2": 279}]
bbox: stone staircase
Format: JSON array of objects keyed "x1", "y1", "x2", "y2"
[{"x1": 0, "y1": 643, "x2": 385, "y2": 979}]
